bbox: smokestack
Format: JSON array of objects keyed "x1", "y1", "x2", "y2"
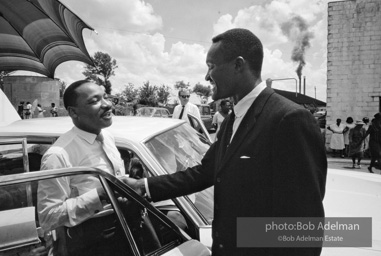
[
  {"x1": 281, "y1": 15, "x2": 313, "y2": 95},
  {"x1": 299, "y1": 75, "x2": 301, "y2": 94},
  {"x1": 303, "y1": 76, "x2": 306, "y2": 95}
]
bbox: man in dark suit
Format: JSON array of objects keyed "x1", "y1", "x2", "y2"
[{"x1": 124, "y1": 28, "x2": 327, "y2": 256}]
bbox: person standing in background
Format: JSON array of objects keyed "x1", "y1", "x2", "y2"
[
  {"x1": 37, "y1": 104, "x2": 45, "y2": 118},
  {"x1": 328, "y1": 118, "x2": 347, "y2": 157},
  {"x1": 18, "y1": 101, "x2": 24, "y2": 119},
  {"x1": 25, "y1": 101, "x2": 32, "y2": 119},
  {"x1": 348, "y1": 120, "x2": 366, "y2": 168},
  {"x1": 364, "y1": 113, "x2": 381, "y2": 173},
  {"x1": 172, "y1": 88, "x2": 201, "y2": 124},
  {"x1": 362, "y1": 117, "x2": 370, "y2": 158},
  {"x1": 50, "y1": 103, "x2": 58, "y2": 117},
  {"x1": 344, "y1": 117, "x2": 355, "y2": 156},
  {"x1": 212, "y1": 99, "x2": 231, "y2": 141}
]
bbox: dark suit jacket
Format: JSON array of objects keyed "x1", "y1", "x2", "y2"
[{"x1": 147, "y1": 87, "x2": 327, "y2": 256}]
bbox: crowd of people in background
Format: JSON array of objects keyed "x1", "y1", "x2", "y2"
[
  {"x1": 16, "y1": 101, "x2": 58, "y2": 119},
  {"x1": 328, "y1": 113, "x2": 381, "y2": 173}
]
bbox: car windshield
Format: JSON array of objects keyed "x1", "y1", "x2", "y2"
[
  {"x1": 145, "y1": 124, "x2": 214, "y2": 224},
  {"x1": 138, "y1": 108, "x2": 154, "y2": 116}
]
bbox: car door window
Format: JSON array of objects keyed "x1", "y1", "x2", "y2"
[
  {"x1": 161, "y1": 110, "x2": 169, "y2": 118},
  {"x1": 0, "y1": 138, "x2": 29, "y2": 175},
  {"x1": 187, "y1": 114, "x2": 212, "y2": 144},
  {"x1": 118, "y1": 150, "x2": 189, "y2": 232},
  {"x1": 144, "y1": 124, "x2": 214, "y2": 224},
  {"x1": 0, "y1": 170, "x2": 191, "y2": 256},
  {"x1": 153, "y1": 110, "x2": 161, "y2": 117},
  {"x1": 106, "y1": 178, "x2": 186, "y2": 255},
  {"x1": 0, "y1": 138, "x2": 54, "y2": 176}
]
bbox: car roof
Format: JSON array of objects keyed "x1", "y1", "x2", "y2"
[
  {"x1": 139, "y1": 107, "x2": 167, "y2": 110},
  {"x1": 0, "y1": 116, "x2": 184, "y2": 142}
]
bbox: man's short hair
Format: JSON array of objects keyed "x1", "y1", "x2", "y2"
[
  {"x1": 178, "y1": 88, "x2": 191, "y2": 96},
  {"x1": 212, "y1": 28, "x2": 263, "y2": 77},
  {"x1": 220, "y1": 99, "x2": 230, "y2": 106},
  {"x1": 63, "y1": 80, "x2": 91, "y2": 109}
]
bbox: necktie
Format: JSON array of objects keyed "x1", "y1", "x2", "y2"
[
  {"x1": 179, "y1": 105, "x2": 185, "y2": 119},
  {"x1": 223, "y1": 110, "x2": 235, "y2": 155},
  {"x1": 96, "y1": 132, "x2": 119, "y2": 176}
]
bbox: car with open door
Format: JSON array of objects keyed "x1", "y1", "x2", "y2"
[
  {"x1": 0, "y1": 116, "x2": 214, "y2": 249},
  {"x1": 0, "y1": 165, "x2": 210, "y2": 255}
]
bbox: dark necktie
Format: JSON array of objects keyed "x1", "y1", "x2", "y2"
[
  {"x1": 179, "y1": 105, "x2": 185, "y2": 119},
  {"x1": 223, "y1": 110, "x2": 235, "y2": 155}
]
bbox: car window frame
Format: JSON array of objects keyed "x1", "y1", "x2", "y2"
[
  {"x1": 0, "y1": 167, "x2": 191, "y2": 256},
  {"x1": 187, "y1": 113, "x2": 212, "y2": 144}
]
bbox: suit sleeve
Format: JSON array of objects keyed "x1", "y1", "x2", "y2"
[
  {"x1": 272, "y1": 109, "x2": 327, "y2": 218},
  {"x1": 147, "y1": 141, "x2": 217, "y2": 202}
]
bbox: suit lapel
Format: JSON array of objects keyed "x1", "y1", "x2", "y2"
[{"x1": 216, "y1": 87, "x2": 275, "y2": 172}]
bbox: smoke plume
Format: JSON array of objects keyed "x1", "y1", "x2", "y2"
[{"x1": 281, "y1": 15, "x2": 314, "y2": 79}]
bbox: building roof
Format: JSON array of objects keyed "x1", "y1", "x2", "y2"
[{"x1": 273, "y1": 89, "x2": 326, "y2": 106}]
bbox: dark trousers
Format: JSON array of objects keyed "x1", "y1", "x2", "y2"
[{"x1": 58, "y1": 214, "x2": 128, "y2": 256}]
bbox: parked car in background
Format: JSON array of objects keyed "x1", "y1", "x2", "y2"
[
  {"x1": 137, "y1": 107, "x2": 171, "y2": 118},
  {"x1": 196, "y1": 104, "x2": 214, "y2": 132}
]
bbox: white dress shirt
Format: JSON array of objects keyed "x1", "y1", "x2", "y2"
[
  {"x1": 231, "y1": 81, "x2": 266, "y2": 141},
  {"x1": 38, "y1": 126, "x2": 125, "y2": 231},
  {"x1": 172, "y1": 102, "x2": 201, "y2": 124}
]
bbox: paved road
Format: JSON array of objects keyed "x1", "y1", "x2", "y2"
[{"x1": 328, "y1": 156, "x2": 381, "y2": 174}]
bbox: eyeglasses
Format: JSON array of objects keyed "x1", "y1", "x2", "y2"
[{"x1": 180, "y1": 95, "x2": 190, "y2": 99}]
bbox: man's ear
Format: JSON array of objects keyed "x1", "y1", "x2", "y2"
[
  {"x1": 67, "y1": 106, "x2": 78, "y2": 118},
  {"x1": 234, "y1": 56, "x2": 246, "y2": 72}
]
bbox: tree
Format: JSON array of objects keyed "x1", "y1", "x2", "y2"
[
  {"x1": 117, "y1": 83, "x2": 139, "y2": 104},
  {"x1": 82, "y1": 51, "x2": 118, "y2": 94},
  {"x1": 0, "y1": 71, "x2": 12, "y2": 91},
  {"x1": 193, "y1": 82, "x2": 212, "y2": 97},
  {"x1": 157, "y1": 85, "x2": 171, "y2": 105},
  {"x1": 174, "y1": 80, "x2": 190, "y2": 90},
  {"x1": 58, "y1": 79, "x2": 67, "y2": 98},
  {"x1": 138, "y1": 81, "x2": 158, "y2": 106}
]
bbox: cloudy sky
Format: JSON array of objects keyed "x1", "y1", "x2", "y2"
[{"x1": 26, "y1": 0, "x2": 340, "y2": 101}]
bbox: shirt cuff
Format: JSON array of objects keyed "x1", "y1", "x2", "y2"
[
  {"x1": 90, "y1": 188, "x2": 106, "y2": 213},
  {"x1": 144, "y1": 178, "x2": 151, "y2": 199}
]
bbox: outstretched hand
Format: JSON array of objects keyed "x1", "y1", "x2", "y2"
[{"x1": 119, "y1": 176, "x2": 146, "y2": 196}]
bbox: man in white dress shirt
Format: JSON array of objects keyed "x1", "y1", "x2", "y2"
[
  {"x1": 37, "y1": 80, "x2": 126, "y2": 255},
  {"x1": 172, "y1": 88, "x2": 201, "y2": 124}
]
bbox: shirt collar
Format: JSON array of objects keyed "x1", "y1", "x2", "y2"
[
  {"x1": 233, "y1": 81, "x2": 266, "y2": 118},
  {"x1": 72, "y1": 126, "x2": 98, "y2": 144}
]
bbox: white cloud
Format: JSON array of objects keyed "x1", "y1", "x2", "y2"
[
  {"x1": 34, "y1": 0, "x2": 329, "y2": 101},
  {"x1": 62, "y1": 0, "x2": 162, "y2": 33},
  {"x1": 210, "y1": 0, "x2": 328, "y2": 100}
]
